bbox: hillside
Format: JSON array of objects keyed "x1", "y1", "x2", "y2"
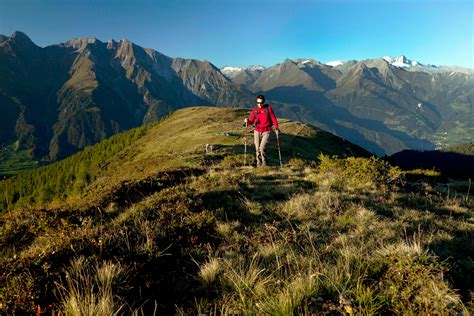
[
  {"x1": 387, "y1": 142, "x2": 474, "y2": 179},
  {"x1": 442, "y1": 141, "x2": 474, "y2": 155},
  {"x1": 1, "y1": 107, "x2": 473, "y2": 314},
  {"x1": 0, "y1": 107, "x2": 369, "y2": 211}
]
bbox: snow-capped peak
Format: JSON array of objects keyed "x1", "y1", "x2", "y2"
[
  {"x1": 221, "y1": 66, "x2": 244, "y2": 73},
  {"x1": 245, "y1": 65, "x2": 266, "y2": 71},
  {"x1": 220, "y1": 65, "x2": 265, "y2": 77},
  {"x1": 291, "y1": 58, "x2": 315, "y2": 65},
  {"x1": 383, "y1": 55, "x2": 423, "y2": 68},
  {"x1": 325, "y1": 60, "x2": 345, "y2": 67}
]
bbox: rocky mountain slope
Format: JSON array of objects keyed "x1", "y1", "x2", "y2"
[
  {"x1": 222, "y1": 57, "x2": 474, "y2": 155},
  {"x1": 0, "y1": 32, "x2": 254, "y2": 163}
]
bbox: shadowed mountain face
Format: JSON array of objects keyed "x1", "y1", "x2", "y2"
[
  {"x1": 224, "y1": 58, "x2": 474, "y2": 156},
  {"x1": 386, "y1": 141, "x2": 474, "y2": 179},
  {"x1": 0, "y1": 32, "x2": 255, "y2": 161}
]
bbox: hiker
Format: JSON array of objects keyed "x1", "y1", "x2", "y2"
[{"x1": 244, "y1": 95, "x2": 279, "y2": 166}]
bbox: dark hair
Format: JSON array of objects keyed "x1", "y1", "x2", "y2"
[{"x1": 256, "y1": 95, "x2": 265, "y2": 102}]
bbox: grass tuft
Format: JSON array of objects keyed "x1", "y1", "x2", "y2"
[
  {"x1": 56, "y1": 257, "x2": 125, "y2": 316},
  {"x1": 199, "y1": 258, "x2": 223, "y2": 285}
]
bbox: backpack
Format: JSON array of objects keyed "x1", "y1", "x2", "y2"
[{"x1": 254, "y1": 105, "x2": 272, "y2": 126}]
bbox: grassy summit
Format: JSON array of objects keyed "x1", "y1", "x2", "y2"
[
  {"x1": 1, "y1": 107, "x2": 472, "y2": 314},
  {"x1": 0, "y1": 106, "x2": 368, "y2": 211}
]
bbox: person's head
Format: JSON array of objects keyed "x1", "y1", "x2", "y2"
[{"x1": 256, "y1": 95, "x2": 265, "y2": 107}]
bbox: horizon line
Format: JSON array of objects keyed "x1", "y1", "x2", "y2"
[{"x1": 3, "y1": 30, "x2": 473, "y2": 70}]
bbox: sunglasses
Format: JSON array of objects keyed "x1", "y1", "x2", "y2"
[{"x1": 256, "y1": 101, "x2": 264, "y2": 104}]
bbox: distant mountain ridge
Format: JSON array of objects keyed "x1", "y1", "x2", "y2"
[
  {"x1": 223, "y1": 55, "x2": 474, "y2": 76},
  {"x1": 327, "y1": 55, "x2": 473, "y2": 74},
  {"x1": 1, "y1": 31, "x2": 473, "y2": 167},
  {"x1": 221, "y1": 56, "x2": 474, "y2": 155}
]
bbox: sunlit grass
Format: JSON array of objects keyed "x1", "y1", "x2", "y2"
[{"x1": 1, "y1": 153, "x2": 472, "y2": 314}]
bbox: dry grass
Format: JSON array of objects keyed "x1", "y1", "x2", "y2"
[
  {"x1": 56, "y1": 257, "x2": 125, "y2": 316},
  {"x1": 198, "y1": 258, "x2": 223, "y2": 285},
  {"x1": 1, "y1": 155, "x2": 472, "y2": 314}
]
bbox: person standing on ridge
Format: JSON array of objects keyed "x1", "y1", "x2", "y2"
[{"x1": 244, "y1": 95, "x2": 279, "y2": 166}]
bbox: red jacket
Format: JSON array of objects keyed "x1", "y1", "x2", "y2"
[{"x1": 248, "y1": 104, "x2": 279, "y2": 132}]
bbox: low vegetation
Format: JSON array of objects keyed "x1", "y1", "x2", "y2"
[
  {"x1": 442, "y1": 141, "x2": 474, "y2": 155},
  {"x1": 1, "y1": 107, "x2": 472, "y2": 314},
  {"x1": 0, "y1": 145, "x2": 38, "y2": 178},
  {"x1": 1, "y1": 153, "x2": 472, "y2": 314}
]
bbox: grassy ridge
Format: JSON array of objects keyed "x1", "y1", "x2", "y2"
[{"x1": 0, "y1": 107, "x2": 369, "y2": 212}]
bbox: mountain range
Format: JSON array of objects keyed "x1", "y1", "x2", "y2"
[
  {"x1": 0, "y1": 31, "x2": 254, "y2": 162},
  {"x1": 221, "y1": 57, "x2": 473, "y2": 156},
  {"x1": 1, "y1": 31, "x2": 473, "y2": 165}
]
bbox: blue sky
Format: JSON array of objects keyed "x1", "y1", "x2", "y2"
[{"x1": 0, "y1": 0, "x2": 472, "y2": 68}]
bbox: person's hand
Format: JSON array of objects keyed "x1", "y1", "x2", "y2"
[
  {"x1": 275, "y1": 128, "x2": 280, "y2": 134},
  {"x1": 244, "y1": 118, "x2": 248, "y2": 124}
]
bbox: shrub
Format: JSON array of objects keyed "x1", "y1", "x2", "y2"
[{"x1": 317, "y1": 154, "x2": 401, "y2": 187}]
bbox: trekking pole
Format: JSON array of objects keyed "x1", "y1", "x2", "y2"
[
  {"x1": 275, "y1": 130, "x2": 282, "y2": 167},
  {"x1": 244, "y1": 121, "x2": 248, "y2": 166}
]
